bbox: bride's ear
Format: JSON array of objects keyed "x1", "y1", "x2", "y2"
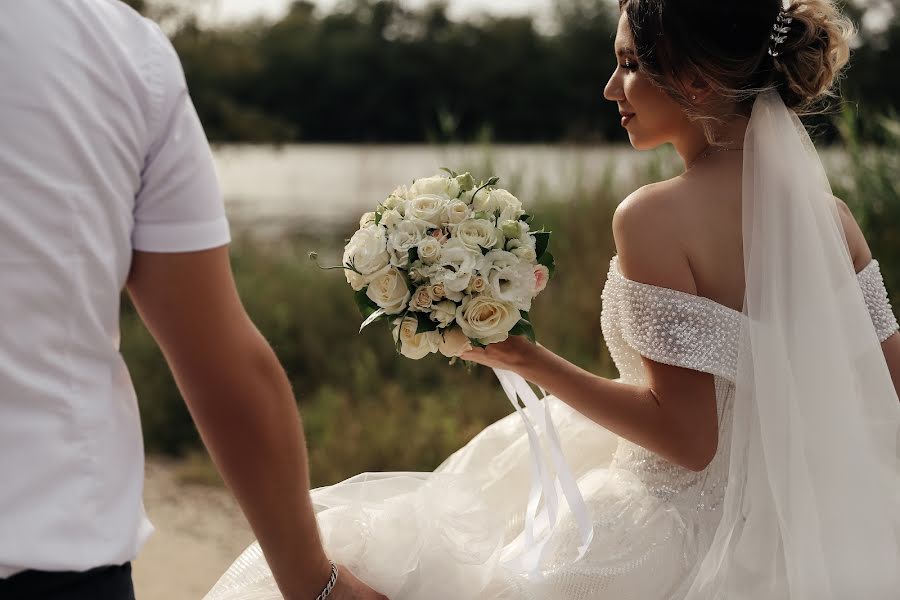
[{"x1": 684, "y1": 75, "x2": 712, "y2": 104}]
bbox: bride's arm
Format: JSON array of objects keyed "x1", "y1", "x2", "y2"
[
  {"x1": 464, "y1": 337, "x2": 719, "y2": 473},
  {"x1": 463, "y1": 191, "x2": 719, "y2": 472}
]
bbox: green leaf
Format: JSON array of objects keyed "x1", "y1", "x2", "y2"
[
  {"x1": 509, "y1": 318, "x2": 536, "y2": 343},
  {"x1": 408, "y1": 246, "x2": 419, "y2": 265},
  {"x1": 470, "y1": 339, "x2": 487, "y2": 349},
  {"x1": 487, "y1": 176, "x2": 500, "y2": 186},
  {"x1": 538, "y1": 250, "x2": 556, "y2": 279},
  {"x1": 533, "y1": 231, "x2": 551, "y2": 260},
  {"x1": 519, "y1": 213, "x2": 533, "y2": 223},
  {"x1": 354, "y1": 288, "x2": 381, "y2": 319},
  {"x1": 415, "y1": 311, "x2": 440, "y2": 334},
  {"x1": 440, "y1": 167, "x2": 459, "y2": 178}
]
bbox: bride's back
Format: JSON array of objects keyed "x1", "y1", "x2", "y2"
[{"x1": 653, "y1": 153, "x2": 873, "y2": 316}]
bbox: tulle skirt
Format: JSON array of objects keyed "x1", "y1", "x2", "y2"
[{"x1": 205, "y1": 399, "x2": 709, "y2": 600}]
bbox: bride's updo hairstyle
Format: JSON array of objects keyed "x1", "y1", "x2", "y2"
[{"x1": 618, "y1": 0, "x2": 854, "y2": 135}]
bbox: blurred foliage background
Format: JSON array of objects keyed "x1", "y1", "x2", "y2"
[
  {"x1": 121, "y1": 0, "x2": 899, "y2": 143},
  {"x1": 116, "y1": 0, "x2": 900, "y2": 487}
]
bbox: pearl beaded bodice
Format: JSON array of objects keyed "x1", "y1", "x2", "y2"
[{"x1": 600, "y1": 254, "x2": 899, "y2": 513}]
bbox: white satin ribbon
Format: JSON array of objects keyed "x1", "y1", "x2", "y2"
[{"x1": 493, "y1": 368, "x2": 594, "y2": 580}]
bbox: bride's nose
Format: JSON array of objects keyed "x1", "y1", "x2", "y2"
[{"x1": 604, "y1": 69, "x2": 624, "y2": 103}]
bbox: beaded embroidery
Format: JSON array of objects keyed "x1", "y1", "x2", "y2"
[{"x1": 600, "y1": 254, "x2": 897, "y2": 511}]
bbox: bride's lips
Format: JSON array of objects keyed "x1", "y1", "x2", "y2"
[{"x1": 620, "y1": 112, "x2": 635, "y2": 127}]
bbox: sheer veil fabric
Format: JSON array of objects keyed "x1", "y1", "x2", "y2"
[{"x1": 683, "y1": 90, "x2": 900, "y2": 598}]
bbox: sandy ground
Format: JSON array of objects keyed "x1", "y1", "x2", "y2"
[{"x1": 133, "y1": 458, "x2": 255, "y2": 600}]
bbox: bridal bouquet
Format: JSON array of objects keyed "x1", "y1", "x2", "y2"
[{"x1": 337, "y1": 170, "x2": 554, "y2": 360}]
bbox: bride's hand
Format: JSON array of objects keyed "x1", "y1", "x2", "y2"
[
  {"x1": 460, "y1": 335, "x2": 542, "y2": 373},
  {"x1": 328, "y1": 565, "x2": 390, "y2": 600}
]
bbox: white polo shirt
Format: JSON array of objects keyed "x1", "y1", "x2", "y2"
[{"x1": 0, "y1": 0, "x2": 231, "y2": 577}]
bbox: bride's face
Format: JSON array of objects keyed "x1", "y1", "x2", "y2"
[{"x1": 603, "y1": 13, "x2": 690, "y2": 151}]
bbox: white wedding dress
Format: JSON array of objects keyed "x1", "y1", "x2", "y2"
[{"x1": 206, "y1": 252, "x2": 899, "y2": 600}]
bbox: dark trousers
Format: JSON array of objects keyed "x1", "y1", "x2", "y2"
[{"x1": 0, "y1": 563, "x2": 134, "y2": 600}]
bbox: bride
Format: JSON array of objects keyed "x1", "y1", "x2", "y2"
[{"x1": 208, "y1": 1, "x2": 900, "y2": 598}]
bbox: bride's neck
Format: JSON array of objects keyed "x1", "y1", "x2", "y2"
[{"x1": 674, "y1": 116, "x2": 750, "y2": 170}]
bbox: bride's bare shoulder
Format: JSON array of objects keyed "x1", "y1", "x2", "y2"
[{"x1": 612, "y1": 180, "x2": 698, "y2": 295}]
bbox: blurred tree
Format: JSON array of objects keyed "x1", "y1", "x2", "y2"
[{"x1": 133, "y1": 0, "x2": 900, "y2": 143}]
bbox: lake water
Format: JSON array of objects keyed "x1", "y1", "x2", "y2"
[{"x1": 212, "y1": 143, "x2": 849, "y2": 235}]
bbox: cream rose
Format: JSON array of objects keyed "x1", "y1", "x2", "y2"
[
  {"x1": 428, "y1": 281, "x2": 446, "y2": 301},
  {"x1": 455, "y1": 295, "x2": 521, "y2": 344},
  {"x1": 366, "y1": 268, "x2": 411, "y2": 314},
  {"x1": 343, "y1": 226, "x2": 390, "y2": 291},
  {"x1": 447, "y1": 200, "x2": 470, "y2": 225},
  {"x1": 454, "y1": 218, "x2": 500, "y2": 252},
  {"x1": 491, "y1": 189, "x2": 524, "y2": 221},
  {"x1": 417, "y1": 237, "x2": 442, "y2": 265},
  {"x1": 467, "y1": 274, "x2": 487, "y2": 294},
  {"x1": 410, "y1": 286, "x2": 434, "y2": 312},
  {"x1": 410, "y1": 175, "x2": 459, "y2": 199},
  {"x1": 393, "y1": 316, "x2": 441, "y2": 360},
  {"x1": 439, "y1": 326, "x2": 473, "y2": 358},
  {"x1": 407, "y1": 194, "x2": 449, "y2": 227}
]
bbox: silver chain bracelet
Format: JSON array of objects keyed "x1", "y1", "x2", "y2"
[{"x1": 315, "y1": 561, "x2": 339, "y2": 600}]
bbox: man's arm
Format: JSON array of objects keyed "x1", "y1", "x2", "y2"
[{"x1": 126, "y1": 246, "x2": 383, "y2": 600}]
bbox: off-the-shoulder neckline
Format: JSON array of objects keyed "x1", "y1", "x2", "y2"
[{"x1": 609, "y1": 254, "x2": 880, "y2": 321}]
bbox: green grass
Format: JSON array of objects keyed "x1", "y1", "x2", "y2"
[{"x1": 124, "y1": 115, "x2": 899, "y2": 489}]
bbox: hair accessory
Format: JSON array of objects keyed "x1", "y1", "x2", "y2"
[{"x1": 768, "y1": 10, "x2": 793, "y2": 57}]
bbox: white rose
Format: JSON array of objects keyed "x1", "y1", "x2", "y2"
[
  {"x1": 439, "y1": 326, "x2": 473, "y2": 358},
  {"x1": 393, "y1": 316, "x2": 441, "y2": 360},
  {"x1": 380, "y1": 209, "x2": 404, "y2": 230},
  {"x1": 471, "y1": 188, "x2": 497, "y2": 213},
  {"x1": 366, "y1": 268, "x2": 411, "y2": 314},
  {"x1": 500, "y1": 220, "x2": 523, "y2": 240},
  {"x1": 491, "y1": 189, "x2": 524, "y2": 221},
  {"x1": 359, "y1": 212, "x2": 377, "y2": 228},
  {"x1": 411, "y1": 175, "x2": 455, "y2": 198},
  {"x1": 430, "y1": 300, "x2": 457, "y2": 327},
  {"x1": 455, "y1": 295, "x2": 521, "y2": 345},
  {"x1": 343, "y1": 226, "x2": 390, "y2": 291},
  {"x1": 454, "y1": 218, "x2": 499, "y2": 252},
  {"x1": 436, "y1": 238, "x2": 479, "y2": 293},
  {"x1": 407, "y1": 194, "x2": 449, "y2": 227},
  {"x1": 446, "y1": 200, "x2": 470, "y2": 225},
  {"x1": 417, "y1": 237, "x2": 442, "y2": 265},
  {"x1": 511, "y1": 245, "x2": 537, "y2": 263},
  {"x1": 410, "y1": 286, "x2": 433, "y2": 312}
]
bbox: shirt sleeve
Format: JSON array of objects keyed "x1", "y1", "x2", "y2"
[{"x1": 132, "y1": 22, "x2": 231, "y2": 253}]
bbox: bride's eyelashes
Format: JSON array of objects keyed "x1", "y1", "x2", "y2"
[{"x1": 618, "y1": 57, "x2": 639, "y2": 72}]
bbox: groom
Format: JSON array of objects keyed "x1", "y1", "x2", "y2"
[{"x1": 0, "y1": 2, "x2": 384, "y2": 599}]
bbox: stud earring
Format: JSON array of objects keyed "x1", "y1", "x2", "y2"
[{"x1": 691, "y1": 94, "x2": 698, "y2": 101}]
